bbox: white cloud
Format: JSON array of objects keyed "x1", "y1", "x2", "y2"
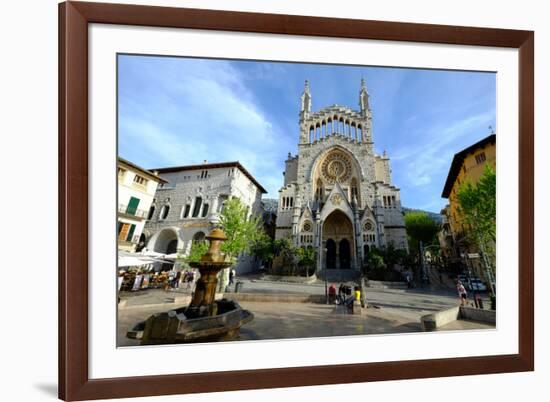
[
  {"x1": 119, "y1": 57, "x2": 293, "y2": 197},
  {"x1": 391, "y1": 110, "x2": 495, "y2": 211}
]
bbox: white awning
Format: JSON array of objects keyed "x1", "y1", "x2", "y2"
[{"x1": 117, "y1": 251, "x2": 176, "y2": 267}]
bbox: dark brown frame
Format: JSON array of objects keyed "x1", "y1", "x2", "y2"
[{"x1": 59, "y1": 1, "x2": 534, "y2": 400}]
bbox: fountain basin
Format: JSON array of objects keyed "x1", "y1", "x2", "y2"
[{"x1": 127, "y1": 299, "x2": 253, "y2": 344}]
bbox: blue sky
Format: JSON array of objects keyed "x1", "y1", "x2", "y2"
[{"x1": 118, "y1": 54, "x2": 496, "y2": 212}]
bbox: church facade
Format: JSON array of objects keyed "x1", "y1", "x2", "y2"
[{"x1": 275, "y1": 80, "x2": 408, "y2": 277}]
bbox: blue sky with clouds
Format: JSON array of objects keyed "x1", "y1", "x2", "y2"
[{"x1": 118, "y1": 54, "x2": 496, "y2": 212}]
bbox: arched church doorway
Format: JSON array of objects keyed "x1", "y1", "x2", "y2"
[
  {"x1": 322, "y1": 210, "x2": 354, "y2": 270},
  {"x1": 339, "y1": 239, "x2": 351, "y2": 269},
  {"x1": 326, "y1": 239, "x2": 336, "y2": 269}
]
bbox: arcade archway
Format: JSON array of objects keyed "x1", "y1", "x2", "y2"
[{"x1": 150, "y1": 228, "x2": 179, "y2": 254}]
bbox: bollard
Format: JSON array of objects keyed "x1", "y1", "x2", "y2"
[{"x1": 476, "y1": 295, "x2": 484, "y2": 309}]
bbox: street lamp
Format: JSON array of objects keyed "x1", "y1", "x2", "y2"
[{"x1": 464, "y1": 258, "x2": 479, "y2": 308}]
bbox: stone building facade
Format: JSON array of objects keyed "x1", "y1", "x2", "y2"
[
  {"x1": 275, "y1": 80, "x2": 408, "y2": 278},
  {"x1": 143, "y1": 161, "x2": 266, "y2": 274}
]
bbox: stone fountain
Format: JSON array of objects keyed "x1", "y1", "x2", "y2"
[{"x1": 127, "y1": 228, "x2": 253, "y2": 345}]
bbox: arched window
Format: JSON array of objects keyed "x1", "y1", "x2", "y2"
[
  {"x1": 309, "y1": 126, "x2": 314, "y2": 143},
  {"x1": 316, "y1": 178, "x2": 324, "y2": 202},
  {"x1": 202, "y1": 203, "x2": 209, "y2": 217},
  {"x1": 357, "y1": 125, "x2": 363, "y2": 142},
  {"x1": 160, "y1": 204, "x2": 170, "y2": 220},
  {"x1": 192, "y1": 197, "x2": 202, "y2": 217},
  {"x1": 147, "y1": 205, "x2": 156, "y2": 220}
]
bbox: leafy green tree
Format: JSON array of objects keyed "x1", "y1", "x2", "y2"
[
  {"x1": 368, "y1": 253, "x2": 386, "y2": 271},
  {"x1": 404, "y1": 212, "x2": 440, "y2": 246},
  {"x1": 296, "y1": 246, "x2": 317, "y2": 276},
  {"x1": 181, "y1": 240, "x2": 209, "y2": 264},
  {"x1": 362, "y1": 247, "x2": 386, "y2": 280},
  {"x1": 404, "y1": 212, "x2": 440, "y2": 280},
  {"x1": 363, "y1": 247, "x2": 386, "y2": 271},
  {"x1": 218, "y1": 197, "x2": 263, "y2": 263},
  {"x1": 382, "y1": 243, "x2": 407, "y2": 270},
  {"x1": 399, "y1": 252, "x2": 417, "y2": 273},
  {"x1": 456, "y1": 165, "x2": 496, "y2": 285},
  {"x1": 250, "y1": 231, "x2": 277, "y2": 269},
  {"x1": 456, "y1": 165, "x2": 496, "y2": 248},
  {"x1": 273, "y1": 237, "x2": 299, "y2": 276}
]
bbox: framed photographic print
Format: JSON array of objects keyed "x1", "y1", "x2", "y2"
[{"x1": 59, "y1": 1, "x2": 534, "y2": 400}]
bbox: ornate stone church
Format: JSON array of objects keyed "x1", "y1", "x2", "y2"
[{"x1": 275, "y1": 80, "x2": 408, "y2": 277}]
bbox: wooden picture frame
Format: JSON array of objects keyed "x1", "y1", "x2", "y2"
[{"x1": 59, "y1": 1, "x2": 534, "y2": 400}]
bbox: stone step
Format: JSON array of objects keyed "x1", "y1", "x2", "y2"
[
  {"x1": 366, "y1": 280, "x2": 408, "y2": 289},
  {"x1": 226, "y1": 293, "x2": 325, "y2": 303}
]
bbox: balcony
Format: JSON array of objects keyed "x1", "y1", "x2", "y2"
[{"x1": 118, "y1": 203, "x2": 148, "y2": 220}]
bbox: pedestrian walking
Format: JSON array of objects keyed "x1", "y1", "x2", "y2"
[
  {"x1": 229, "y1": 268, "x2": 236, "y2": 286},
  {"x1": 457, "y1": 281, "x2": 467, "y2": 306},
  {"x1": 328, "y1": 283, "x2": 337, "y2": 304},
  {"x1": 337, "y1": 284, "x2": 345, "y2": 304},
  {"x1": 354, "y1": 286, "x2": 361, "y2": 302},
  {"x1": 406, "y1": 272, "x2": 412, "y2": 288}
]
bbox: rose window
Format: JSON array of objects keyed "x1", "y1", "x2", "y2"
[{"x1": 321, "y1": 151, "x2": 352, "y2": 183}]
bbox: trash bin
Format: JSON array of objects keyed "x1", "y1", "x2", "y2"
[{"x1": 235, "y1": 281, "x2": 243, "y2": 293}]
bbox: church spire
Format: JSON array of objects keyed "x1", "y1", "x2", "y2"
[
  {"x1": 359, "y1": 78, "x2": 370, "y2": 115},
  {"x1": 300, "y1": 80, "x2": 312, "y2": 121}
]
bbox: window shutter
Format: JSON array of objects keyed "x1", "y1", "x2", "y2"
[
  {"x1": 118, "y1": 223, "x2": 130, "y2": 241},
  {"x1": 126, "y1": 224, "x2": 136, "y2": 242},
  {"x1": 126, "y1": 197, "x2": 140, "y2": 215}
]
